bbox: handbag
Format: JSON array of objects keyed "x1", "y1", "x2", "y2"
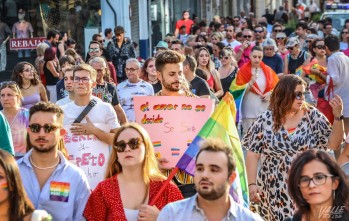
[{"x1": 317, "y1": 78, "x2": 334, "y2": 124}]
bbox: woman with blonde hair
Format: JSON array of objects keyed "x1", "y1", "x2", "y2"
[
  {"x1": 11, "y1": 62, "x2": 48, "y2": 109},
  {"x1": 84, "y1": 123, "x2": 183, "y2": 221},
  {"x1": 218, "y1": 48, "x2": 239, "y2": 95},
  {"x1": 34, "y1": 43, "x2": 49, "y2": 85},
  {"x1": 195, "y1": 47, "x2": 223, "y2": 99},
  {"x1": 0, "y1": 82, "x2": 29, "y2": 158}
]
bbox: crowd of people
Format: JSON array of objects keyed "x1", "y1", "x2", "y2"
[{"x1": 1, "y1": 4, "x2": 349, "y2": 221}]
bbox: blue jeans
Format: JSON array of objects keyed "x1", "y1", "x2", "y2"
[{"x1": 17, "y1": 49, "x2": 31, "y2": 58}]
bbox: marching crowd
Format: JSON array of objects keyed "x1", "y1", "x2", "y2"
[{"x1": 1, "y1": 5, "x2": 349, "y2": 221}]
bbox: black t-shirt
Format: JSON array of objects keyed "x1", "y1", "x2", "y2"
[
  {"x1": 220, "y1": 67, "x2": 238, "y2": 95},
  {"x1": 92, "y1": 82, "x2": 119, "y2": 106},
  {"x1": 190, "y1": 76, "x2": 210, "y2": 97},
  {"x1": 151, "y1": 81, "x2": 162, "y2": 94}
]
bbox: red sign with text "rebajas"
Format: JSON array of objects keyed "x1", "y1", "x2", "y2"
[{"x1": 10, "y1": 37, "x2": 46, "y2": 50}]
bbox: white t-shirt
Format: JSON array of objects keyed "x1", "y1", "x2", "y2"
[
  {"x1": 56, "y1": 96, "x2": 73, "y2": 106},
  {"x1": 61, "y1": 97, "x2": 119, "y2": 129},
  {"x1": 117, "y1": 80, "x2": 154, "y2": 122},
  {"x1": 222, "y1": 39, "x2": 241, "y2": 49}
]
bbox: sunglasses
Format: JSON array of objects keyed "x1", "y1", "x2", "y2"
[
  {"x1": 276, "y1": 37, "x2": 285, "y2": 40},
  {"x1": 220, "y1": 56, "x2": 230, "y2": 60},
  {"x1": 294, "y1": 91, "x2": 306, "y2": 100},
  {"x1": 305, "y1": 40, "x2": 312, "y2": 43},
  {"x1": 114, "y1": 137, "x2": 143, "y2": 152},
  {"x1": 243, "y1": 35, "x2": 252, "y2": 38},
  {"x1": 342, "y1": 32, "x2": 348, "y2": 34},
  {"x1": 315, "y1": 45, "x2": 326, "y2": 50},
  {"x1": 254, "y1": 30, "x2": 263, "y2": 33},
  {"x1": 274, "y1": 29, "x2": 282, "y2": 32},
  {"x1": 89, "y1": 48, "x2": 100, "y2": 52},
  {"x1": 287, "y1": 46, "x2": 294, "y2": 50},
  {"x1": 28, "y1": 123, "x2": 59, "y2": 133}
]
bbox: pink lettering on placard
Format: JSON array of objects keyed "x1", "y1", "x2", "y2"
[
  {"x1": 98, "y1": 153, "x2": 105, "y2": 166},
  {"x1": 75, "y1": 153, "x2": 106, "y2": 167}
]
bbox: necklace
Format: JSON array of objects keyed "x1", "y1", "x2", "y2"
[
  {"x1": 30, "y1": 156, "x2": 60, "y2": 170},
  {"x1": 22, "y1": 83, "x2": 31, "y2": 90},
  {"x1": 221, "y1": 65, "x2": 233, "y2": 78}
]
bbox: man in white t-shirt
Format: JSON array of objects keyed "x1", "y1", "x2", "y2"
[
  {"x1": 61, "y1": 64, "x2": 119, "y2": 146},
  {"x1": 116, "y1": 58, "x2": 154, "y2": 122},
  {"x1": 222, "y1": 25, "x2": 241, "y2": 49}
]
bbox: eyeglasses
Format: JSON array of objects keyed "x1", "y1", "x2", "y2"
[
  {"x1": 254, "y1": 30, "x2": 263, "y2": 33},
  {"x1": 299, "y1": 174, "x2": 334, "y2": 188},
  {"x1": 73, "y1": 76, "x2": 91, "y2": 83},
  {"x1": 125, "y1": 68, "x2": 139, "y2": 72},
  {"x1": 274, "y1": 29, "x2": 282, "y2": 32},
  {"x1": 342, "y1": 32, "x2": 348, "y2": 34},
  {"x1": 114, "y1": 137, "x2": 143, "y2": 152},
  {"x1": 28, "y1": 123, "x2": 59, "y2": 133},
  {"x1": 294, "y1": 91, "x2": 306, "y2": 100},
  {"x1": 220, "y1": 56, "x2": 230, "y2": 60},
  {"x1": 315, "y1": 45, "x2": 326, "y2": 50},
  {"x1": 23, "y1": 68, "x2": 34, "y2": 72},
  {"x1": 305, "y1": 40, "x2": 312, "y2": 43},
  {"x1": 243, "y1": 35, "x2": 252, "y2": 39},
  {"x1": 89, "y1": 48, "x2": 100, "y2": 53}
]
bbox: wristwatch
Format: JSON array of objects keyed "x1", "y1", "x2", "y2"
[{"x1": 334, "y1": 115, "x2": 344, "y2": 121}]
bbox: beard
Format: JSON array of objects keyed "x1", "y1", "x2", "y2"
[
  {"x1": 197, "y1": 180, "x2": 227, "y2": 201},
  {"x1": 29, "y1": 138, "x2": 57, "y2": 153},
  {"x1": 163, "y1": 80, "x2": 180, "y2": 92}
]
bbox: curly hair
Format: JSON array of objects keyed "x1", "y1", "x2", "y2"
[
  {"x1": 12, "y1": 62, "x2": 40, "y2": 88},
  {"x1": 269, "y1": 75, "x2": 308, "y2": 131}
]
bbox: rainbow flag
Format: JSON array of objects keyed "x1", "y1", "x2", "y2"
[
  {"x1": 302, "y1": 60, "x2": 326, "y2": 84},
  {"x1": 1, "y1": 182, "x2": 8, "y2": 190},
  {"x1": 153, "y1": 141, "x2": 161, "y2": 147},
  {"x1": 229, "y1": 78, "x2": 247, "y2": 124},
  {"x1": 176, "y1": 93, "x2": 249, "y2": 208}
]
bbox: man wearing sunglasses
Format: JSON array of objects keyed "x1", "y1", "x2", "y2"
[
  {"x1": 61, "y1": 64, "x2": 120, "y2": 146},
  {"x1": 253, "y1": 25, "x2": 266, "y2": 46},
  {"x1": 234, "y1": 29, "x2": 255, "y2": 67},
  {"x1": 17, "y1": 102, "x2": 90, "y2": 220}
]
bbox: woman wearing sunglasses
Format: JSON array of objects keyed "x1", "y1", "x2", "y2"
[
  {"x1": 0, "y1": 82, "x2": 29, "y2": 158},
  {"x1": 286, "y1": 149, "x2": 349, "y2": 221},
  {"x1": 340, "y1": 28, "x2": 349, "y2": 51},
  {"x1": 84, "y1": 123, "x2": 183, "y2": 221},
  {"x1": 275, "y1": 32, "x2": 289, "y2": 61},
  {"x1": 243, "y1": 75, "x2": 344, "y2": 220},
  {"x1": 218, "y1": 48, "x2": 238, "y2": 95},
  {"x1": 284, "y1": 37, "x2": 311, "y2": 75},
  {"x1": 12, "y1": 62, "x2": 48, "y2": 109}
]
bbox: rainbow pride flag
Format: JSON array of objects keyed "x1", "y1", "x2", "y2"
[
  {"x1": 228, "y1": 78, "x2": 247, "y2": 124},
  {"x1": 176, "y1": 93, "x2": 249, "y2": 208},
  {"x1": 1, "y1": 182, "x2": 8, "y2": 190}
]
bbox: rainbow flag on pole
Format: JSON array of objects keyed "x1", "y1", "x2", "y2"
[
  {"x1": 176, "y1": 93, "x2": 249, "y2": 208},
  {"x1": 229, "y1": 78, "x2": 247, "y2": 124}
]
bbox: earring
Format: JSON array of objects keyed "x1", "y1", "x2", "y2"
[{"x1": 333, "y1": 190, "x2": 336, "y2": 201}]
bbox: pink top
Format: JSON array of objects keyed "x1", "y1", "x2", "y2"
[
  {"x1": 12, "y1": 21, "x2": 33, "y2": 38},
  {"x1": 234, "y1": 44, "x2": 255, "y2": 68}
]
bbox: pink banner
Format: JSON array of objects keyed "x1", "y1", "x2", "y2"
[
  {"x1": 134, "y1": 96, "x2": 214, "y2": 167},
  {"x1": 9, "y1": 37, "x2": 46, "y2": 50}
]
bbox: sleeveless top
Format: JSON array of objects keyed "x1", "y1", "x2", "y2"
[
  {"x1": 22, "y1": 89, "x2": 41, "y2": 109},
  {"x1": 44, "y1": 61, "x2": 59, "y2": 85},
  {"x1": 206, "y1": 72, "x2": 215, "y2": 90},
  {"x1": 288, "y1": 50, "x2": 307, "y2": 74},
  {"x1": 220, "y1": 67, "x2": 238, "y2": 95}
]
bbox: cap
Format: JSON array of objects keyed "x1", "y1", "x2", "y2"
[
  {"x1": 155, "y1": 41, "x2": 168, "y2": 49},
  {"x1": 262, "y1": 38, "x2": 278, "y2": 52},
  {"x1": 276, "y1": 32, "x2": 287, "y2": 38},
  {"x1": 306, "y1": 34, "x2": 319, "y2": 39},
  {"x1": 286, "y1": 37, "x2": 300, "y2": 47}
]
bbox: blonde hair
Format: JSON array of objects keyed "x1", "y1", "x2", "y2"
[
  {"x1": 73, "y1": 64, "x2": 97, "y2": 82},
  {"x1": 36, "y1": 43, "x2": 49, "y2": 56},
  {"x1": 105, "y1": 123, "x2": 166, "y2": 184}
]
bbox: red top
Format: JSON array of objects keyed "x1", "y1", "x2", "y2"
[
  {"x1": 207, "y1": 72, "x2": 215, "y2": 90},
  {"x1": 83, "y1": 175, "x2": 183, "y2": 221},
  {"x1": 175, "y1": 19, "x2": 194, "y2": 34}
]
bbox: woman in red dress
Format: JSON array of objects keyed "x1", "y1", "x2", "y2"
[{"x1": 84, "y1": 123, "x2": 183, "y2": 221}]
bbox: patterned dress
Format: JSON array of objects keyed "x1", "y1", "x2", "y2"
[{"x1": 242, "y1": 107, "x2": 331, "y2": 221}]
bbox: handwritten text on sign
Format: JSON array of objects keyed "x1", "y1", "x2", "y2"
[
  {"x1": 134, "y1": 96, "x2": 213, "y2": 167},
  {"x1": 64, "y1": 124, "x2": 111, "y2": 189}
]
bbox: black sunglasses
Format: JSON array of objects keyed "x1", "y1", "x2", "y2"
[
  {"x1": 287, "y1": 46, "x2": 294, "y2": 50},
  {"x1": 294, "y1": 91, "x2": 306, "y2": 100},
  {"x1": 315, "y1": 45, "x2": 326, "y2": 50},
  {"x1": 114, "y1": 137, "x2": 143, "y2": 152},
  {"x1": 342, "y1": 32, "x2": 349, "y2": 34},
  {"x1": 254, "y1": 30, "x2": 263, "y2": 33},
  {"x1": 274, "y1": 29, "x2": 282, "y2": 32},
  {"x1": 243, "y1": 35, "x2": 252, "y2": 38},
  {"x1": 28, "y1": 123, "x2": 60, "y2": 133}
]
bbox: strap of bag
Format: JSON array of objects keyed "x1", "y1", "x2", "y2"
[{"x1": 73, "y1": 99, "x2": 97, "y2": 123}]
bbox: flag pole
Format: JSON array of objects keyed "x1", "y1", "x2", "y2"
[{"x1": 149, "y1": 167, "x2": 179, "y2": 206}]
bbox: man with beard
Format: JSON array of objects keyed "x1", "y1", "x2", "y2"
[
  {"x1": 157, "y1": 138, "x2": 263, "y2": 220},
  {"x1": 17, "y1": 102, "x2": 90, "y2": 220},
  {"x1": 234, "y1": 29, "x2": 255, "y2": 68},
  {"x1": 222, "y1": 25, "x2": 241, "y2": 49},
  {"x1": 44, "y1": 29, "x2": 60, "y2": 48},
  {"x1": 253, "y1": 25, "x2": 266, "y2": 46}
]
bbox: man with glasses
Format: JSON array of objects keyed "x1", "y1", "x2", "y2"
[
  {"x1": 17, "y1": 102, "x2": 90, "y2": 220},
  {"x1": 116, "y1": 58, "x2": 154, "y2": 122},
  {"x1": 253, "y1": 25, "x2": 266, "y2": 46},
  {"x1": 62, "y1": 64, "x2": 120, "y2": 146},
  {"x1": 107, "y1": 26, "x2": 136, "y2": 83},
  {"x1": 222, "y1": 25, "x2": 241, "y2": 49},
  {"x1": 234, "y1": 29, "x2": 255, "y2": 67},
  {"x1": 232, "y1": 16, "x2": 240, "y2": 29}
]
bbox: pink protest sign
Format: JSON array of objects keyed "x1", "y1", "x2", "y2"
[
  {"x1": 63, "y1": 124, "x2": 111, "y2": 189},
  {"x1": 134, "y1": 96, "x2": 214, "y2": 167}
]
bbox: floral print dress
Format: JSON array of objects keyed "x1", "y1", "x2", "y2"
[{"x1": 242, "y1": 107, "x2": 331, "y2": 221}]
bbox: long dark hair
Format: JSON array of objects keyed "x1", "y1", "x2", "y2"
[
  {"x1": 141, "y1": 57, "x2": 156, "y2": 81},
  {"x1": 269, "y1": 75, "x2": 308, "y2": 131},
  {"x1": 288, "y1": 150, "x2": 349, "y2": 221},
  {"x1": 12, "y1": 62, "x2": 40, "y2": 87},
  {"x1": 0, "y1": 150, "x2": 34, "y2": 221}
]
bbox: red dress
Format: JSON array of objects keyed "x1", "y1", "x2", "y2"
[{"x1": 83, "y1": 175, "x2": 183, "y2": 221}]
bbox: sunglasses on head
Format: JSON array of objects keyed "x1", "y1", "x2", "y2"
[
  {"x1": 243, "y1": 35, "x2": 252, "y2": 38},
  {"x1": 114, "y1": 137, "x2": 143, "y2": 152},
  {"x1": 315, "y1": 45, "x2": 326, "y2": 50},
  {"x1": 294, "y1": 91, "x2": 306, "y2": 100},
  {"x1": 28, "y1": 123, "x2": 59, "y2": 133}
]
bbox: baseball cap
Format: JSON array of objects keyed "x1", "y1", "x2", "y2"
[
  {"x1": 155, "y1": 41, "x2": 168, "y2": 49},
  {"x1": 286, "y1": 37, "x2": 300, "y2": 47},
  {"x1": 276, "y1": 32, "x2": 287, "y2": 38}
]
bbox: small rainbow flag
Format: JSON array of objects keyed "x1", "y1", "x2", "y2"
[
  {"x1": 1, "y1": 182, "x2": 8, "y2": 190},
  {"x1": 50, "y1": 181, "x2": 70, "y2": 202},
  {"x1": 171, "y1": 148, "x2": 180, "y2": 156},
  {"x1": 153, "y1": 141, "x2": 161, "y2": 147}
]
